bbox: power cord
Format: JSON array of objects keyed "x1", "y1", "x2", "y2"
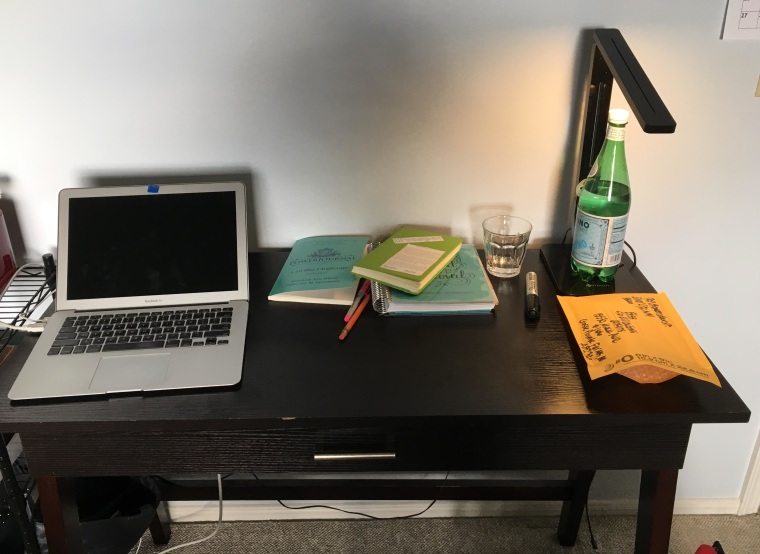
[
  {"x1": 154, "y1": 473, "x2": 223, "y2": 553},
  {"x1": 135, "y1": 471, "x2": 449, "y2": 553},
  {"x1": 585, "y1": 501, "x2": 599, "y2": 550},
  {"x1": 561, "y1": 227, "x2": 572, "y2": 245},
  {"x1": 623, "y1": 240, "x2": 637, "y2": 270},
  {"x1": 255, "y1": 471, "x2": 451, "y2": 520},
  {"x1": 0, "y1": 320, "x2": 46, "y2": 333}
]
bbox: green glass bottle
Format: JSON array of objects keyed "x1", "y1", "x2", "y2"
[{"x1": 570, "y1": 108, "x2": 631, "y2": 282}]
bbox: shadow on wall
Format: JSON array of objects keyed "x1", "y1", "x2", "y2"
[{"x1": 79, "y1": 168, "x2": 259, "y2": 251}]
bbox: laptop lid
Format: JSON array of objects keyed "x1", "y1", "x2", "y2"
[{"x1": 56, "y1": 182, "x2": 249, "y2": 312}]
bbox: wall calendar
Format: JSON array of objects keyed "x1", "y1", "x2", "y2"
[{"x1": 723, "y1": 0, "x2": 760, "y2": 39}]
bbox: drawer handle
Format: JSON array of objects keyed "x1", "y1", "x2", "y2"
[{"x1": 314, "y1": 452, "x2": 396, "y2": 461}]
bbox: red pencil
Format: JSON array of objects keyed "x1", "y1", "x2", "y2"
[
  {"x1": 344, "y1": 280, "x2": 371, "y2": 322},
  {"x1": 339, "y1": 294, "x2": 370, "y2": 341}
]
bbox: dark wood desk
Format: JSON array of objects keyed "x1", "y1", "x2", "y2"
[{"x1": 0, "y1": 250, "x2": 750, "y2": 554}]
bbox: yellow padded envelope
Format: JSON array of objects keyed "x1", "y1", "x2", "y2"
[{"x1": 557, "y1": 293, "x2": 720, "y2": 387}]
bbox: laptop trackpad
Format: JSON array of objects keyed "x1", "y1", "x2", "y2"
[{"x1": 89, "y1": 353, "x2": 171, "y2": 393}]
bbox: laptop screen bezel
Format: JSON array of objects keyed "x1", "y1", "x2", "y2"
[{"x1": 56, "y1": 182, "x2": 249, "y2": 312}]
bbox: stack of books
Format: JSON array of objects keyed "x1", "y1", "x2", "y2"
[
  {"x1": 351, "y1": 227, "x2": 463, "y2": 295},
  {"x1": 269, "y1": 227, "x2": 498, "y2": 316},
  {"x1": 351, "y1": 227, "x2": 497, "y2": 315},
  {"x1": 366, "y1": 242, "x2": 498, "y2": 315}
]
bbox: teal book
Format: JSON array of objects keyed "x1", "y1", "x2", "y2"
[
  {"x1": 370, "y1": 244, "x2": 497, "y2": 315},
  {"x1": 351, "y1": 227, "x2": 463, "y2": 295},
  {"x1": 268, "y1": 236, "x2": 370, "y2": 305}
]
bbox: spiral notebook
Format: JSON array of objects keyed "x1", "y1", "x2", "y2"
[{"x1": 370, "y1": 244, "x2": 497, "y2": 315}]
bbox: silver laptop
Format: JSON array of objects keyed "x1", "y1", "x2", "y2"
[{"x1": 8, "y1": 182, "x2": 249, "y2": 401}]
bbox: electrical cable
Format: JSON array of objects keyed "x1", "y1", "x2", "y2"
[
  {"x1": 0, "y1": 319, "x2": 46, "y2": 332},
  {"x1": 623, "y1": 240, "x2": 637, "y2": 270},
  {"x1": 155, "y1": 473, "x2": 223, "y2": 553},
  {"x1": 256, "y1": 471, "x2": 451, "y2": 520},
  {"x1": 585, "y1": 501, "x2": 599, "y2": 550}
]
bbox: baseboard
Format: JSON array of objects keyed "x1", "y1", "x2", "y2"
[
  {"x1": 675, "y1": 497, "x2": 741, "y2": 515},
  {"x1": 166, "y1": 497, "x2": 741, "y2": 523},
  {"x1": 738, "y1": 431, "x2": 760, "y2": 515}
]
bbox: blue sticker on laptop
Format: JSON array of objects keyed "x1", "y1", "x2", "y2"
[{"x1": 147, "y1": 185, "x2": 160, "y2": 193}]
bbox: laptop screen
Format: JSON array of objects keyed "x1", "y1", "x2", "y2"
[
  {"x1": 67, "y1": 191, "x2": 238, "y2": 300},
  {"x1": 56, "y1": 182, "x2": 249, "y2": 312}
]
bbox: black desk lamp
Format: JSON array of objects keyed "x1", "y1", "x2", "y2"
[{"x1": 540, "y1": 28, "x2": 676, "y2": 295}]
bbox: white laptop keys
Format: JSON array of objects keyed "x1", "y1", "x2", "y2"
[{"x1": 8, "y1": 182, "x2": 250, "y2": 401}]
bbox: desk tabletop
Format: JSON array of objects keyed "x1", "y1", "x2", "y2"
[{"x1": 0, "y1": 249, "x2": 750, "y2": 434}]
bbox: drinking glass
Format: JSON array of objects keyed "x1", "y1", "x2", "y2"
[{"x1": 482, "y1": 215, "x2": 532, "y2": 278}]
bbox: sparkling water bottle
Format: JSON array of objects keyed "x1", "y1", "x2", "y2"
[{"x1": 570, "y1": 108, "x2": 631, "y2": 282}]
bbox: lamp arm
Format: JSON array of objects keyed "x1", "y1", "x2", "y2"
[{"x1": 578, "y1": 28, "x2": 676, "y2": 184}]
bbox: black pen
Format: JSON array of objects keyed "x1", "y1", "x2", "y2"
[{"x1": 525, "y1": 271, "x2": 541, "y2": 321}]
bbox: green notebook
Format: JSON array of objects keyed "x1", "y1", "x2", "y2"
[
  {"x1": 370, "y1": 245, "x2": 498, "y2": 315},
  {"x1": 351, "y1": 227, "x2": 463, "y2": 295},
  {"x1": 268, "y1": 235, "x2": 370, "y2": 305}
]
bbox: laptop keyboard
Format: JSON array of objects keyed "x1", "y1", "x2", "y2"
[{"x1": 47, "y1": 307, "x2": 234, "y2": 356}]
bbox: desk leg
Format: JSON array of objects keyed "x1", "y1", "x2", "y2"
[
  {"x1": 0, "y1": 437, "x2": 40, "y2": 554},
  {"x1": 37, "y1": 476, "x2": 83, "y2": 554},
  {"x1": 557, "y1": 470, "x2": 595, "y2": 546},
  {"x1": 635, "y1": 469, "x2": 679, "y2": 554},
  {"x1": 149, "y1": 500, "x2": 172, "y2": 544}
]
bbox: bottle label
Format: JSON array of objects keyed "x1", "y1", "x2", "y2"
[
  {"x1": 571, "y1": 209, "x2": 629, "y2": 268},
  {"x1": 606, "y1": 124, "x2": 625, "y2": 141}
]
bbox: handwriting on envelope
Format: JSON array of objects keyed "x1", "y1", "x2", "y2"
[{"x1": 557, "y1": 293, "x2": 720, "y2": 387}]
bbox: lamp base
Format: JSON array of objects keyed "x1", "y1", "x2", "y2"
[{"x1": 539, "y1": 244, "x2": 616, "y2": 296}]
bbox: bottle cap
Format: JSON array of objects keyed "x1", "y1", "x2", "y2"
[{"x1": 608, "y1": 108, "x2": 630, "y2": 125}]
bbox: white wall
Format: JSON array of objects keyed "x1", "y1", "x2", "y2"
[{"x1": 1, "y1": 1, "x2": 758, "y2": 507}]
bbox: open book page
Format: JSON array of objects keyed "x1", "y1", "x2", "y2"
[{"x1": 557, "y1": 293, "x2": 720, "y2": 386}]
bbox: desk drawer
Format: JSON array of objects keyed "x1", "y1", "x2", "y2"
[
  {"x1": 21, "y1": 423, "x2": 691, "y2": 476},
  {"x1": 310, "y1": 423, "x2": 689, "y2": 473}
]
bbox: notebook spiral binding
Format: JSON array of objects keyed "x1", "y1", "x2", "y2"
[
  {"x1": 371, "y1": 280, "x2": 390, "y2": 314},
  {"x1": 366, "y1": 240, "x2": 390, "y2": 314}
]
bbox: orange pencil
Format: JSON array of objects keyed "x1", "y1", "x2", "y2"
[{"x1": 339, "y1": 293, "x2": 370, "y2": 341}]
